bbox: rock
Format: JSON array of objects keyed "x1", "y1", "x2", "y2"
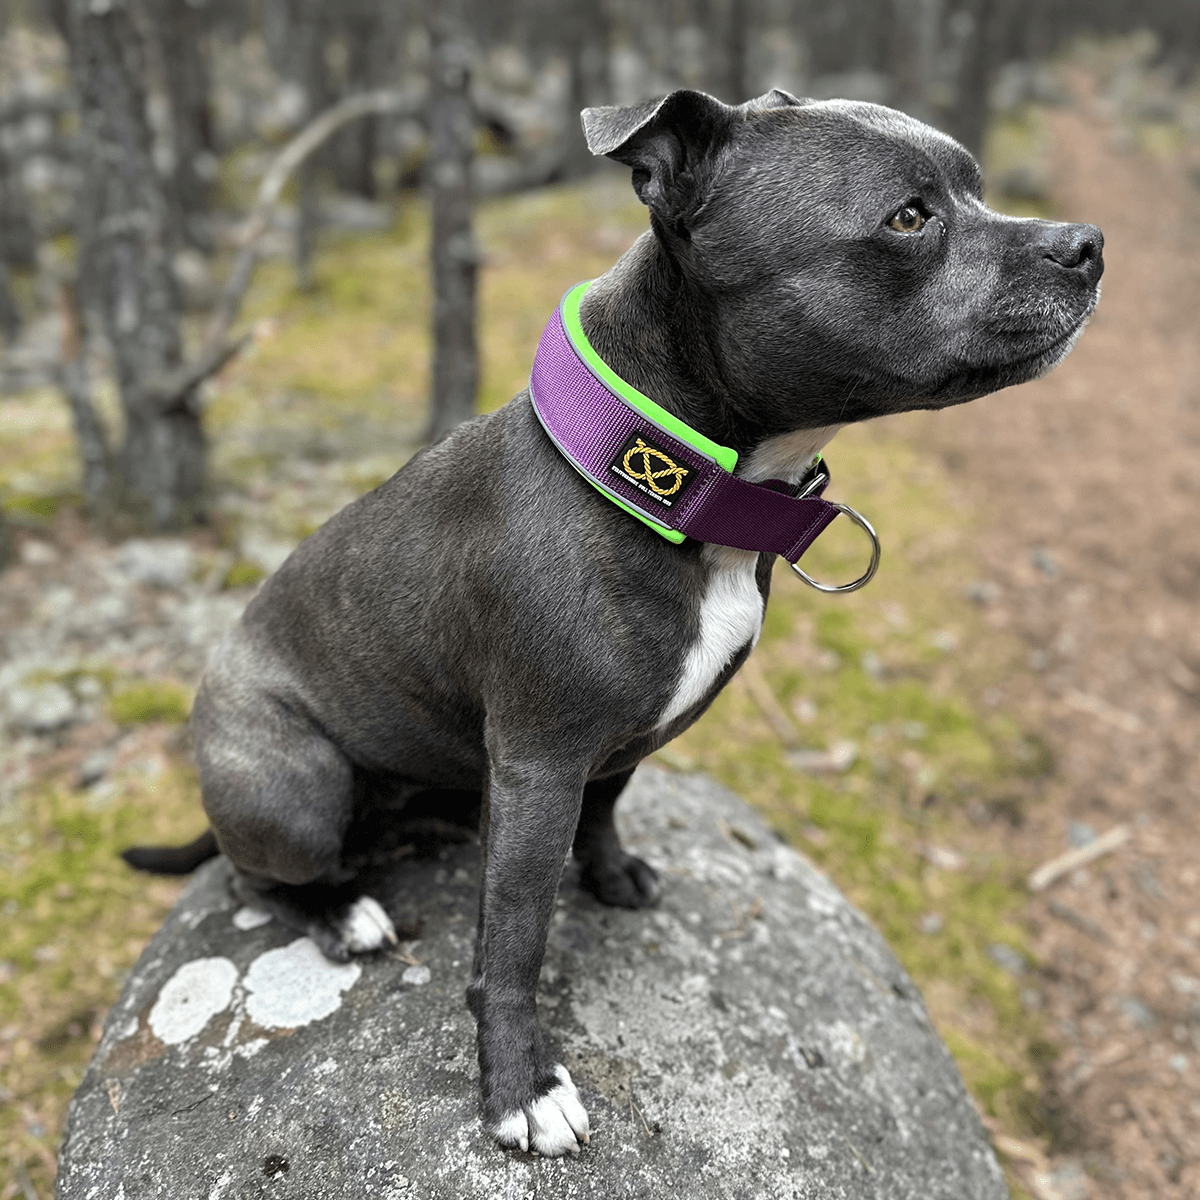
[
  {"x1": 55, "y1": 768, "x2": 1006, "y2": 1200},
  {"x1": 4, "y1": 680, "x2": 78, "y2": 733},
  {"x1": 1066, "y1": 822, "x2": 1095, "y2": 849},
  {"x1": 19, "y1": 538, "x2": 59, "y2": 565},
  {"x1": 239, "y1": 533, "x2": 296, "y2": 576},
  {"x1": 114, "y1": 539, "x2": 194, "y2": 591},
  {"x1": 77, "y1": 747, "x2": 116, "y2": 788},
  {"x1": 986, "y1": 943, "x2": 1027, "y2": 977}
]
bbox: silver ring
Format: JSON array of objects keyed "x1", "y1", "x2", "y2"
[{"x1": 789, "y1": 503, "x2": 881, "y2": 594}]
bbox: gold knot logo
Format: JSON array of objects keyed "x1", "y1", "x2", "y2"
[{"x1": 622, "y1": 438, "x2": 690, "y2": 496}]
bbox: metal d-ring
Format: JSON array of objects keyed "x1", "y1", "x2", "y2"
[{"x1": 789, "y1": 502, "x2": 881, "y2": 594}]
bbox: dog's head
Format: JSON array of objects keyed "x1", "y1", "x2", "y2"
[{"x1": 583, "y1": 90, "x2": 1103, "y2": 435}]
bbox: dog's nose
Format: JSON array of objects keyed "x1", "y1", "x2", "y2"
[{"x1": 1042, "y1": 222, "x2": 1104, "y2": 284}]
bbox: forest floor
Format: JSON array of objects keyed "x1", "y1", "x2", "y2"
[
  {"x1": 1, "y1": 47, "x2": 1198, "y2": 1200},
  {"x1": 903, "y1": 70, "x2": 1200, "y2": 1200}
]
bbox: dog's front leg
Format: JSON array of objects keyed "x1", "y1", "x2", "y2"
[{"x1": 467, "y1": 755, "x2": 591, "y2": 1156}]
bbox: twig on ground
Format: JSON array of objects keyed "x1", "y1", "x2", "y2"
[
  {"x1": 737, "y1": 656, "x2": 800, "y2": 745},
  {"x1": 842, "y1": 1134, "x2": 874, "y2": 1173},
  {"x1": 1045, "y1": 897, "x2": 1112, "y2": 942},
  {"x1": 990, "y1": 1131, "x2": 1049, "y2": 1172},
  {"x1": 716, "y1": 816, "x2": 758, "y2": 851},
  {"x1": 1062, "y1": 690, "x2": 1142, "y2": 733},
  {"x1": 1027, "y1": 824, "x2": 1131, "y2": 892},
  {"x1": 629, "y1": 1095, "x2": 654, "y2": 1137}
]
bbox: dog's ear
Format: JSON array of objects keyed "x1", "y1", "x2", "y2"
[
  {"x1": 580, "y1": 90, "x2": 734, "y2": 230},
  {"x1": 741, "y1": 88, "x2": 809, "y2": 111}
]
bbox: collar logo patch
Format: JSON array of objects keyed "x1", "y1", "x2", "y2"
[{"x1": 609, "y1": 432, "x2": 696, "y2": 508}]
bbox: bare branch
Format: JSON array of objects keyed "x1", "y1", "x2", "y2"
[
  {"x1": 201, "y1": 86, "x2": 424, "y2": 361},
  {"x1": 146, "y1": 333, "x2": 253, "y2": 417}
]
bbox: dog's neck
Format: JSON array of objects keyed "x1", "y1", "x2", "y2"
[{"x1": 578, "y1": 233, "x2": 841, "y2": 483}]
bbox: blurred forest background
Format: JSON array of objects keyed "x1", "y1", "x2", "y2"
[{"x1": 1, "y1": 2, "x2": 1200, "y2": 1198}]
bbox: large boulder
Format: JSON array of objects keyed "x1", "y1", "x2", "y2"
[{"x1": 55, "y1": 768, "x2": 1007, "y2": 1200}]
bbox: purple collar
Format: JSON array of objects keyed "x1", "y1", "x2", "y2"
[{"x1": 529, "y1": 283, "x2": 880, "y2": 593}]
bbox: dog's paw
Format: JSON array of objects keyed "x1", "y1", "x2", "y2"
[
  {"x1": 581, "y1": 852, "x2": 659, "y2": 909},
  {"x1": 492, "y1": 1065, "x2": 590, "y2": 1157},
  {"x1": 309, "y1": 895, "x2": 398, "y2": 962}
]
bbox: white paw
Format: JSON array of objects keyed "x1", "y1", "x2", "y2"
[
  {"x1": 338, "y1": 896, "x2": 397, "y2": 953},
  {"x1": 494, "y1": 1065, "x2": 590, "y2": 1156}
]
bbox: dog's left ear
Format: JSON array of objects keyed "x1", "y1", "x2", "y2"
[{"x1": 580, "y1": 90, "x2": 734, "y2": 233}]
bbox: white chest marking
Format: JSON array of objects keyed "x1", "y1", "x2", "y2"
[{"x1": 658, "y1": 545, "x2": 764, "y2": 728}]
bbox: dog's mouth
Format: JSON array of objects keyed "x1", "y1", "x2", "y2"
[
  {"x1": 915, "y1": 294, "x2": 1098, "y2": 410},
  {"x1": 1011, "y1": 285, "x2": 1101, "y2": 377}
]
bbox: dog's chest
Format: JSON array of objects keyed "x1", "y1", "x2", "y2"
[{"x1": 657, "y1": 546, "x2": 764, "y2": 728}]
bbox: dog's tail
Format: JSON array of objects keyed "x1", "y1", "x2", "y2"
[{"x1": 121, "y1": 829, "x2": 220, "y2": 875}]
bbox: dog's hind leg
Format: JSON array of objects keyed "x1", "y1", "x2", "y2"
[
  {"x1": 193, "y1": 680, "x2": 397, "y2": 963},
  {"x1": 231, "y1": 875, "x2": 397, "y2": 963},
  {"x1": 572, "y1": 769, "x2": 658, "y2": 908}
]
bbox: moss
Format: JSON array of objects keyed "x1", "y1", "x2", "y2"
[
  {"x1": 3, "y1": 491, "x2": 74, "y2": 520},
  {"x1": 221, "y1": 558, "x2": 266, "y2": 590},
  {"x1": 0, "y1": 766, "x2": 199, "y2": 1194},
  {"x1": 108, "y1": 680, "x2": 192, "y2": 725}
]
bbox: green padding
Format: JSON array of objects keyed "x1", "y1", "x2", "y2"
[
  {"x1": 581, "y1": 473, "x2": 687, "y2": 543},
  {"x1": 561, "y1": 282, "x2": 740, "y2": 474}
]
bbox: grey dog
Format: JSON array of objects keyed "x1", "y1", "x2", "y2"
[{"x1": 127, "y1": 89, "x2": 1103, "y2": 1156}]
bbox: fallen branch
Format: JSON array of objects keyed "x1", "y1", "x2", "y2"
[
  {"x1": 1062, "y1": 690, "x2": 1142, "y2": 733},
  {"x1": 1045, "y1": 897, "x2": 1111, "y2": 942},
  {"x1": 1027, "y1": 824, "x2": 1131, "y2": 892}
]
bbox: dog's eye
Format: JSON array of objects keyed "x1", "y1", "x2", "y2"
[{"x1": 888, "y1": 206, "x2": 925, "y2": 233}]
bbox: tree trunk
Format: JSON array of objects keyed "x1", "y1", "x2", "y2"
[
  {"x1": 0, "y1": 263, "x2": 18, "y2": 342},
  {"x1": 292, "y1": 0, "x2": 331, "y2": 289},
  {"x1": 58, "y1": 280, "x2": 111, "y2": 511},
  {"x1": 563, "y1": 1, "x2": 612, "y2": 177},
  {"x1": 945, "y1": 0, "x2": 1014, "y2": 157},
  {"x1": 331, "y1": 11, "x2": 379, "y2": 199},
  {"x1": 726, "y1": 0, "x2": 751, "y2": 103},
  {"x1": 426, "y1": 0, "x2": 478, "y2": 442},
  {"x1": 149, "y1": 0, "x2": 216, "y2": 247},
  {"x1": 891, "y1": 0, "x2": 943, "y2": 123},
  {"x1": 70, "y1": 0, "x2": 203, "y2": 530},
  {"x1": 0, "y1": 507, "x2": 12, "y2": 572}
]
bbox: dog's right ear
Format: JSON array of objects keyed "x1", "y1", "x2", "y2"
[{"x1": 580, "y1": 91, "x2": 734, "y2": 232}]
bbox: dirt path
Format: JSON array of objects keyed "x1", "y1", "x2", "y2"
[{"x1": 912, "y1": 78, "x2": 1200, "y2": 1198}]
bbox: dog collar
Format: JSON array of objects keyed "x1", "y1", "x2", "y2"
[{"x1": 529, "y1": 282, "x2": 880, "y2": 592}]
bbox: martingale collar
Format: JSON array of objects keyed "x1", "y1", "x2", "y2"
[{"x1": 529, "y1": 282, "x2": 880, "y2": 592}]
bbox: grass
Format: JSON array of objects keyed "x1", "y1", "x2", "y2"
[
  {"x1": 108, "y1": 681, "x2": 192, "y2": 727},
  {"x1": 1, "y1": 170, "x2": 1064, "y2": 1197},
  {"x1": 0, "y1": 756, "x2": 197, "y2": 1194}
]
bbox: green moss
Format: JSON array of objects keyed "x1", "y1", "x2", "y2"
[
  {"x1": 3, "y1": 491, "x2": 75, "y2": 520},
  {"x1": 221, "y1": 558, "x2": 266, "y2": 590},
  {"x1": 0, "y1": 769, "x2": 199, "y2": 1194},
  {"x1": 108, "y1": 680, "x2": 192, "y2": 725}
]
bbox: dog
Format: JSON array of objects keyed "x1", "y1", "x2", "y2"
[{"x1": 125, "y1": 89, "x2": 1103, "y2": 1157}]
